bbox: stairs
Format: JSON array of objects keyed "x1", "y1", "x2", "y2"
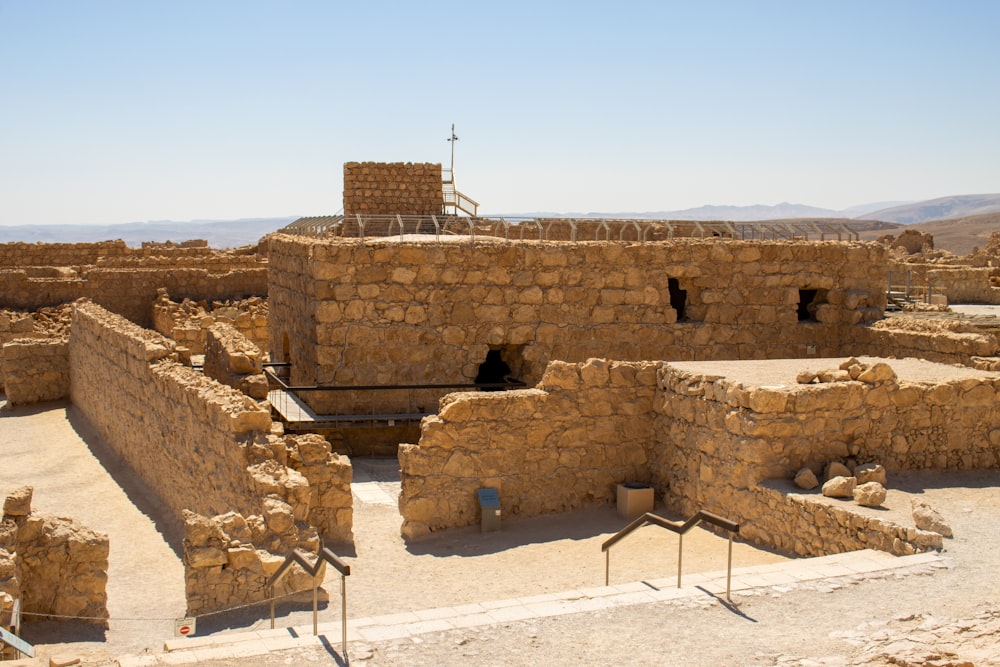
[{"x1": 442, "y1": 168, "x2": 479, "y2": 216}]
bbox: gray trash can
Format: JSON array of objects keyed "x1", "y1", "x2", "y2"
[{"x1": 477, "y1": 487, "x2": 501, "y2": 532}]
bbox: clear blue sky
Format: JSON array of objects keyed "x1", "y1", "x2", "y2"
[{"x1": 1, "y1": 0, "x2": 998, "y2": 225}]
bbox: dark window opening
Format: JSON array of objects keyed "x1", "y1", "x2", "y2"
[
  {"x1": 798, "y1": 289, "x2": 819, "y2": 321},
  {"x1": 668, "y1": 278, "x2": 687, "y2": 321},
  {"x1": 475, "y1": 347, "x2": 524, "y2": 391}
]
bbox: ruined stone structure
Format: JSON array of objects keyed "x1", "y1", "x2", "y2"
[
  {"x1": 268, "y1": 235, "x2": 886, "y2": 419},
  {"x1": 399, "y1": 356, "x2": 997, "y2": 557},
  {"x1": 1, "y1": 486, "x2": 109, "y2": 636},
  {"x1": 68, "y1": 301, "x2": 352, "y2": 613},
  {"x1": 152, "y1": 291, "x2": 270, "y2": 360},
  {"x1": 0, "y1": 241, "x2": 267, "y2": 326},
  {"x1": 1, "y1": 337, "x2": 69, "y2": 406}
]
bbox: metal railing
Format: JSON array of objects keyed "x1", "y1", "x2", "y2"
[
  {"x1": 602, "y1": 510, "x2": 740, "y2": 601},
  {"x1": 279, "y1": 215, "x2": 862, "y2": 243},
  {"x1": 887, "y1": 269, "x2": 936, "y2": 308},
  {"x1": 264, "y1": 366, "x2": 525, "y2": 427},
  {"x1": 266, "y1": 547, "x2": 351, "y2": 655}
]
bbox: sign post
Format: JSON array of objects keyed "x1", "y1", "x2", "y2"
[{"x1": 174, "y1": 617, "x2": 197, "y2": 637}]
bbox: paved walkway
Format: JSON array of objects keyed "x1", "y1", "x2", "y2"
[{"x1": 116, "y1": 549, "x2": 942, "y2": 665}]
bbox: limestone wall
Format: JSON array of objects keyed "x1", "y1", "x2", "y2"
[
  {"x1": 68, "y1": 301, "x2": 353, "y2": 613},
  {"x1": 69, "y1": 301, "x2": 272, "y2": 520},
  {"x1": 0, "y1": 240, "x2": 130, "y2": 267},
  {"x1": 861, "y1": 321, "x2": 1000, "y2": 365},
  {"x1": 343, "y1": 162, "x2": 442, "y2": 215},
  {"x1": 0, "y1": 242, "x2": 268, "y2": 327},
  {"x1": 400, "y1": 356, "x2": 999, "y2": 558},
  {"x1": 152, "y1": 292, "x2": 269, "y2": 358},
  {"x1": 654, "y1": 361, "x2": 1000, "y2": 555},
  {"x1": 927, "y1": 266, "x2": 1000, "y2": 304},
  {"x1": 1, "y1": 487, "x2": 109, "y2": 627},
  {"x1": 204, "y1": 323, "x2": 268, "y2": 399},
  {"x1": 399, "y1": 359, "x2": 660, "y2": 538},
  {"x1": 1, "y1": 337, "x2": 69, "y2": 405},
  {"x1": 0, "y1": 267, "x2": 267, "y2": 327},
  {"x1": 268, "y1": 235, "x2": 886, "y2": 415}
]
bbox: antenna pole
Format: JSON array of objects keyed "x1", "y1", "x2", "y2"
[{"x1": 448, "y1": 123, "x2": 458, "y2": 174}]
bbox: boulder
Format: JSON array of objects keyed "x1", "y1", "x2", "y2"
[
  {"x1": 912, "y1": 498, "x2": 953, "y2": 538},
  {"x1": 794, "y1": 467, "x2": 819, "y2": 490},
  {"x1": 3, "y1": 486, "x2": 33, "y2": 518},
  {"x1": 853, "y1": 482, "x2": 887, "y2": 507},
  {"x1": 822, "y1": 476, "x2": 857, "y2": 499},
  {"x1": 858, "y1": 362, "x2": 897, "y2": 385},
  {"x1": 796, "y1": 370, "x2": 817, "y2": 384},
  {"x1": 825, "y1": 461, "x2": 853, "y2": 481},
  {"x1": 855, "y1": 463, "x2": 887, "y2": 486}
]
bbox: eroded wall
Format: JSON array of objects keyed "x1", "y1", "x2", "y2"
[
  {"x1": 399, "y1": 359, "x2": 659, "y2": 539},
  {"x1": 399, "y1": 356, "x2": 1000, "y2": 557},
  {"x1": 1, "y1": 337, "x2": 69, "y2": 405}
]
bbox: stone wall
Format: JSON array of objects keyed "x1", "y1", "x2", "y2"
[
  {"x1": 0, "y1": 243, "x2": 268, "y2": 327},
  {"x1": 69, "y1": 301, "x2": 272, "y2": 520},
  {"x1": 399, "y1": 356, "x2": 999, "y2": 557},
  {"x1": 204, "y1": 323, "x2": 268, "y2": 399},
  {"x1": 68, "y1": 301, "x2": 353, "y2": 613},
  {"x1": 1, "y1": 267, "x2": 267, "y2": 327},
  {"x1": 343, "y1": 162, "x2": 443, "y2": 215},
  {"x1": 861, "y1": 319, "x2": 1000, "y2": 365},
  {"x1": 0, "y1": 241, "x2": 130, "y2": 267},
  {"x1": 927, "y1": 266, "x2": 1000, "y2": 304},
  {"x1": 152, "y1": 292, "x2": 269, "y2": 358},
  {"x1": 1, "y1": 337, "x2": 69, "y2": 405},
  {"x1": 399, "y1": 359, "x2": 660, "y2": 539},
  {"x1": 268, "y1": 235, "x2": 886, "y2": 416},
  {"x1": 653, "y1": 359, "x2": 1000, "y2": 555},
  {"x1": 1, "y1": 487, "x2": 109, "y2": 629}
]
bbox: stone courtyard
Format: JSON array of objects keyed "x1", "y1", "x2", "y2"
[{"x1": 3, "y1": 161, "x2": 1000, "y2": 664}]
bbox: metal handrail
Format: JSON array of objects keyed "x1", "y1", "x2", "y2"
[
  {"x1": 602, "y1": 510, "x2": 739, "y2": 601},
  {"x1": 266, "y1": 547, "x2": 351, "y2": 654}
]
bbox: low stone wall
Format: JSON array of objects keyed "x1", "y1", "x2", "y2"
[
  {"x1": 343, "y1": 162, "x2": 442, "y2": 215},
  {"x1": 204, "y1": 323, "x2": 268, "y2": 399},
  {"x1": 1, "y1": 337, "x2": 69, "y2": 405},
  {"x1": 655, "y1": 359, "x2": 1000, "y2": 556},
  {"x1": 750, "y1": 486, "x2": 942, "y2": 557},
  {"x1": 1, "y1": 487, "x2": 109, "y2": 627},
  {"x1": 861, "y1": 320, "x2": 999, "y2": 365},
  {"x1": 927, "y1": 266, "x2": 1000, "y2": 304},
  {"x1": 400, "y1": 356, "x2": 998, "y2": 559},
  {"x1": 399, "y1": 359, "x2": 660, "y2": 539}
]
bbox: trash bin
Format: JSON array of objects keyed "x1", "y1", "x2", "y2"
[
  {"x1": 617, "y1": 483, "x2": 654, "y2": 518},
  {"x1": 477, "y1": 487, "x2": 502, "y2": 532}
]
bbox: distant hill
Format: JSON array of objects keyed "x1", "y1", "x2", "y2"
[
  {"x1": 0, "y1": 217, "x2": 297, "y2": 248},
  {"x1": 861, "y1": 194, "x2": 1000, "y2": 225}
]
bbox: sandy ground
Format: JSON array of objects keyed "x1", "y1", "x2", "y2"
[
  {"x1": 0, "y1": 398, "x2": 186, "y2": 662},
  {"x1": 202, "y1": 469, "x2": 1000, "y2": 667},
  {"x1": 1, "y1": 398, "x2": 785, "y2": 665}
]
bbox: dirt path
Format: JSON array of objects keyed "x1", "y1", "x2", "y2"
[{"x1": 0, "y1": 398, "x2": 186, "y2": 661}]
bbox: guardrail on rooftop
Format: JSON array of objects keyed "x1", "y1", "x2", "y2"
[{"x1": 279, "y1": 215, "x2": 860, "y2": 243}]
